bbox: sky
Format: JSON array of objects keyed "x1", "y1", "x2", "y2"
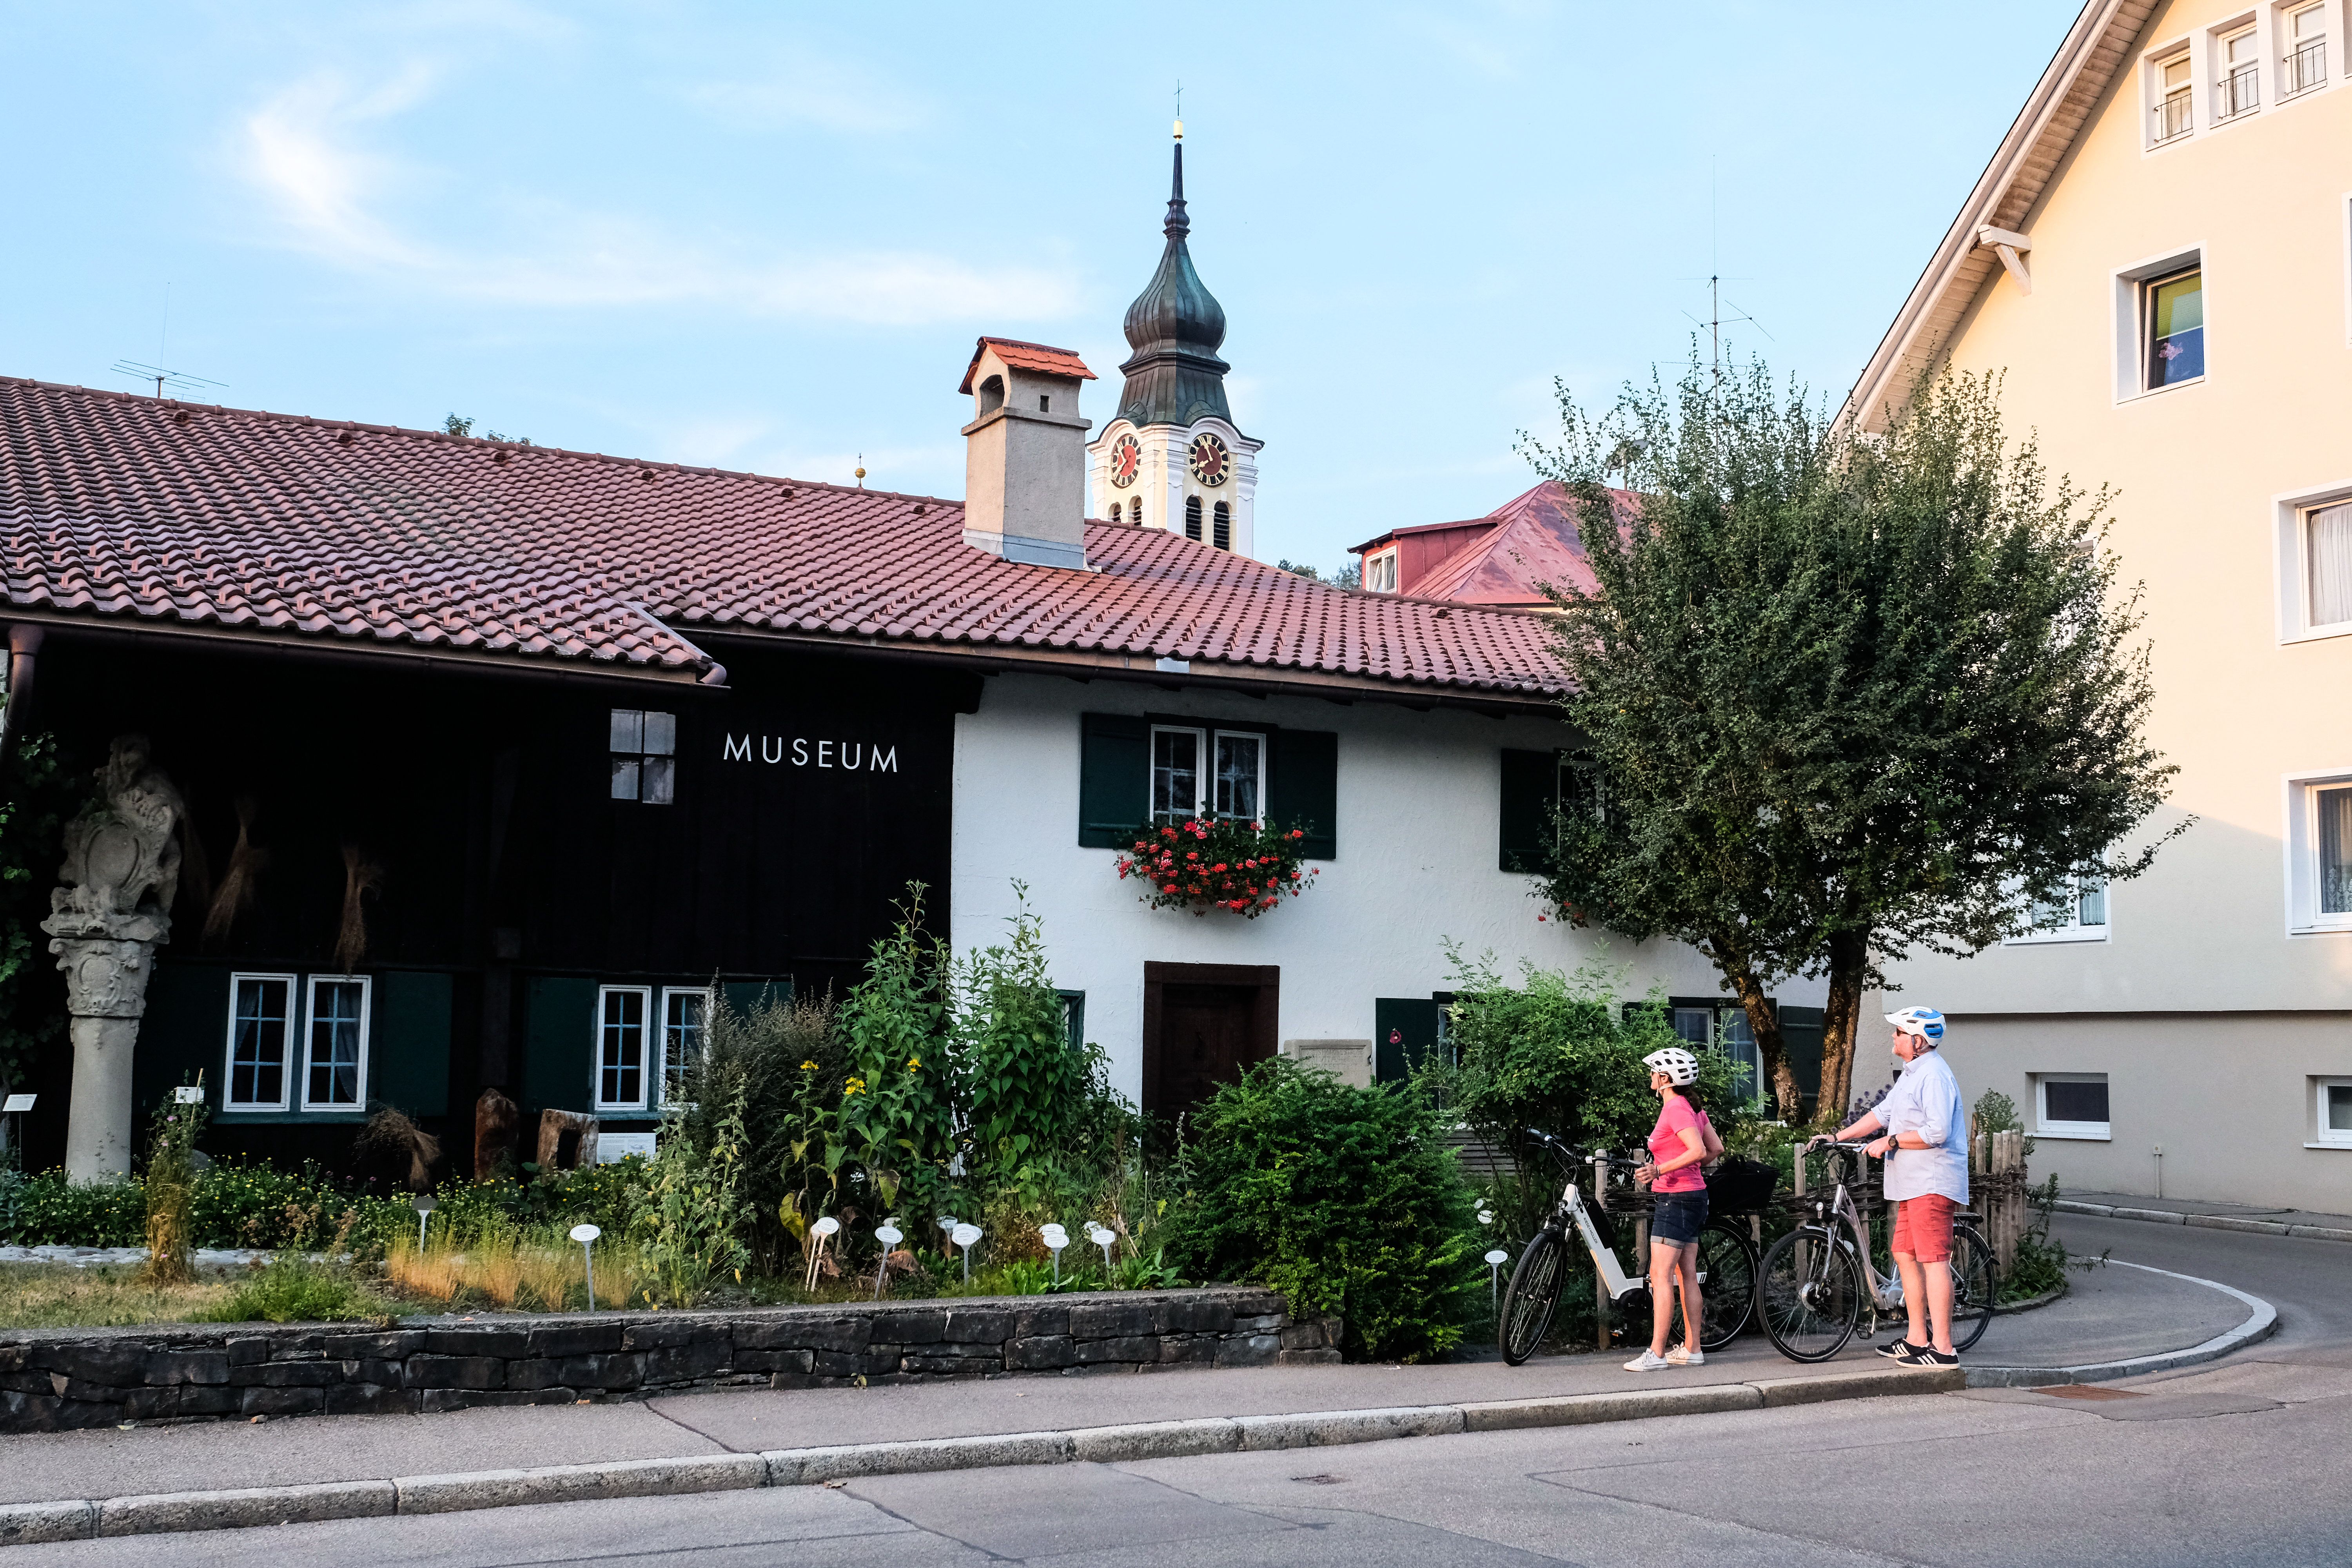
[{"x1": 0, "y1": 1, "x2": 2077, "y2": 576}]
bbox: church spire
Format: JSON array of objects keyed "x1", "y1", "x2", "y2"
[{"x1": 1116, "y1": 120, "x2": 1234, "y2": 430}]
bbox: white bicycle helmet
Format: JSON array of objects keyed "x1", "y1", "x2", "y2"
[
  {"x1": 1885, "y1": 1005, "x2": 1946, "y2": 1043},
  {"x1": 1642, "y1": 1047, "x2": 1700, "y2": 1086}
]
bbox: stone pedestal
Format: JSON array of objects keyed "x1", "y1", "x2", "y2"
[{"x1": 48, "y1": 933, "x2": 163, "y2": 1183}]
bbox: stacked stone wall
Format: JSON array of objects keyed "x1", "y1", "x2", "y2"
[{"x1": 0, "y1": 1287, "x2": 1342, "y2": 1432}]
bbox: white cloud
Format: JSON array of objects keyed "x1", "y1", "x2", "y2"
[{"x1": 238, "y1": 71, "x2": 1072, "y2": 327}]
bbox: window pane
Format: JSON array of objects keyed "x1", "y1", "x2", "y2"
[
  {"x1": 2076, "y1": 875, "x2": 2107, "y2": 927},
  {"x1": 2045, "y1": 1078, "x2": 2109, "y2": 1125},
  {"x1": 307, "y1": 981, "x2": 365, "y2": 1106},
  {"x1": 2319, "y1": 786, "x2": 2352, "y2": 916},
  {"x1": 662, "y1": 991, "x2": 704, "y2": 1098},
  {"x1": 2294, "y1": 5, "x2": 2325, "y2": 40},
  {"x1": 641, "y1": 711, "x2": 676, "y2": 756},
  {"x1": 641, "y1": 756, "x2": 675, "y2": 805},
  {"x1": 602, "y1": 991, "x2": 646, "y2": 1106},
  {"x1": 2225, "y1": 29, "x2": 2258, "y2": 64},
  {"x1": 1152, "y1": 729, "x2": 1200, "y2": 820},
  {"x1": 2161, "y1": 54, "x2": 2190, "y2": 88},
  {"x1": 1214, "y1": 733, "x2": 1261, "y2": 820},
  {"x1": 2308, "y1": 503, "x2": 2352, "y2": 628},
  {"x1": 1671, "y1": 1008, "x2": 1712, "y2": 1047},
  {"x1": 609, "y1": 709, "x2": 643, "y2": 753},
  {"x1": 611, "y1": 757, "x2": 641, "y2": 801},
  {"x1": 2148, "y1": 271, "x2": 2203, "y2": 387},
  {"x1": 232, "y1": 978, "x2": 289, "y2": 1106},
  {"x1": 2327, "y1": 1084, "x2": 2352, "y2": 1133}
]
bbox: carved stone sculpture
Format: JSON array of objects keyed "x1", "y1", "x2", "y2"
[{"x1": 41, "y1": 735, "x2": 185, "y2": 1181}]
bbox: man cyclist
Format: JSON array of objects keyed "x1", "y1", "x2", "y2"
[{"x1": 1825, "y1": 1006, "x2": 1968, "y2": 1367}]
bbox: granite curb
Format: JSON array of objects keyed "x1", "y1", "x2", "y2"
[
  {"x1": 1962, "y1": 1259, "x2": 2278, "y2": 1389},
  {"x1": 2054, "y1": 1198, "x2": 2352, "y2": 1244},
  {"x1": 0, "y1": 1364, "x2": 1964, "y2": 1545}
]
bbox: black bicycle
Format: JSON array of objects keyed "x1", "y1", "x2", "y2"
[
  {"x1": 1756, "y1": 1139, "x2": 1997, "y2": 1363},
  {"x1": 1499, "y1": 1129, "x2": 1758, "y2": 1365}
]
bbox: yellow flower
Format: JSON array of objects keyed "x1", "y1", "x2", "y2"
[
  {"x1": 844, "y1": 1076, "x2": 866, "y2": 1097},
  {"x1": 906, "y1": 1057, "x2": 922, "y2": 1070},
  {"x1": 800, "y1": 1060, "x2": 818, "y2": 1071}
]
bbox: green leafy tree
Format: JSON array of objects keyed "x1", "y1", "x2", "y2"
[{"x1": 1518, "y1": 360, "x2": 2183, "y2": 1119}]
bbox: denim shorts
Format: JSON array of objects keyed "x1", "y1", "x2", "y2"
[{"x1": 1650, "y1": 1191, "x2": 1709, "y2": 1246}]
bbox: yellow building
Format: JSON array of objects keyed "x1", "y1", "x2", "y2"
[{"x1": 1853, "y1": 0, "x2": 2352, "y2": 1209}]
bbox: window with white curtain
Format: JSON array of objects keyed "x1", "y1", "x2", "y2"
[
  {"x1": 2287, "y1": 774, "x2": 2352, "y2": 933},
  {"x1": 2007, "y1": 869, "x2": 2111, "y2": 944},
  {"x1": 2321, "y1": 786, "x2": 2352, "y2": 919},
  {"x1": 2307, "y1": 501, "x2": 2352, "y2": 632}
]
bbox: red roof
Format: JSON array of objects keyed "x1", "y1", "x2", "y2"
[
  {"x1": 957, "y1": 338, "x2": 1097, "y2": 394},
  {"x1": 0, "y1": 377, "x2": 1564, "y2": 701},
  {"x1": 1352, "y1": 481, "x2": 1631, "y2": 609}
]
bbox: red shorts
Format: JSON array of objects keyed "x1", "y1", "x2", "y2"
[{"x1": 1891, "y1": 1194, "x2": 1956, "y2": 1263}]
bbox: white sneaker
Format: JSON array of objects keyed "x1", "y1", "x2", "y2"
[
  {"x1": 1666, "y1": 1346, "x2": 1703, "y2": 1367},
  {"x1": 1622, "y1": 1350, "x2": 1673, "y2": 1372}
]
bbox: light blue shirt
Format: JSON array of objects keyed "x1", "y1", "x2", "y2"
[{"x1": 1878, "y1": 1049, "x2": 1969, "y2": 1206}]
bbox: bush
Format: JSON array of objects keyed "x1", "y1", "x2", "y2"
[
  {"x1": 1161, "y1": 1057, "x2": 1479, "y2": 1363},
  {"x1": 3, "y1": 1171, "x2": 144, "y2": 1245},
  {"x1": 199, "y1": 1252, "x2": 398, "y2": 1323}
]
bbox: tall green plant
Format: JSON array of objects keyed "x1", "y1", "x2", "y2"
[
  {"x1": 957, "y1": 885, "x2": 1088, "y2": 1179},
  {"x1": 835, "y1": 886, "x2": 957, "y2": 1194},
  {"x1": 140, "y1": 1078, "x2": 208, "y2": 1286},
  {"x1": 637, "y1": 1078, "x2": 753, "y2": 1305}
]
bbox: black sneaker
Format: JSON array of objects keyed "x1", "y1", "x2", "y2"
[
  {"x1": 1898, "y1": 1347, "x2": 1959, "y2": 1368},
  {"x1": 1875, "y1": 1339, "x2": 1921, "y2": 1361}
]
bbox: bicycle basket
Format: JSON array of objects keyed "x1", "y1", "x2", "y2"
[{"x1": 1704, "y1": 1155, "x2": 1781, "y2": 1212}]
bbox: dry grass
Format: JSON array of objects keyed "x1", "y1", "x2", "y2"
[
  {"x1": 383, "y1": 1235, "x2": 658, "y2": 1312},
  {"x1": 0, "y1": 1264, "x2": 237, "y2": 1328}
]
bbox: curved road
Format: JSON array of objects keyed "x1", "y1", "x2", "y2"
[{"x1": 15, "y1": 1216, "x2": 2349, "y2": 1568}]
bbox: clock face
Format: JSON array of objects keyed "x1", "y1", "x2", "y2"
[
  {"x1": 1109, "y1": 434, "x2": 1140, "y2": 489},
  {"x1": 1187, "y1": 432, "x2": 1232, "y2": 486}
]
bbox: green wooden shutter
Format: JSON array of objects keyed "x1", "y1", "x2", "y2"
[
  {"x1": 1078, "y1": 713, "x2": 1150, "y2": 848},
  {"x1": 1374, "y1": 997, "x2": 1445, "y2": 1083},
  {"x1": 376, "y1": 971, "x2": 454, "y2": 1120},
  {"x1": 1498, "y1": 748, "x2": 1559, "y2": 872},
  {"x1": 1269, "y1": 728, "x2": 1338, "y2": 860}
]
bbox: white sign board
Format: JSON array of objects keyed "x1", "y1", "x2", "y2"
[
  {"x1": 2, "y1": 1094, "x2": 34, "y2": 1114},
  {"x1": 172, "y1": 1086, "x2": 205, "y2": 1104},
  {"x1": 596, "y1": 1132, "x2": 657, "y2": 1163}
]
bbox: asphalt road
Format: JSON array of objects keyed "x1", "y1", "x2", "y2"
[{"x1": 14, "y1": 1216, "x2": 2350, "y2": 1568}]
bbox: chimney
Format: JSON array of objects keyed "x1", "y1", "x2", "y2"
[{"x1": 960, "y1": 337, "x2": 1096, "y2": 568}]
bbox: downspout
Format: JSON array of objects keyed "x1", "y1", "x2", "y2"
[{"x1": 0, "y1": 625, "x2": 42, "y2": 765}]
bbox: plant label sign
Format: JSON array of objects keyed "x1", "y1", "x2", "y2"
[{"x1": 596, "y1": 1132, "x2": 657, "y2": 1163}]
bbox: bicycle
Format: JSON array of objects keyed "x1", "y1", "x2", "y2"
[
  {"x1": 1755, "y1": 1139, "x2": 1997, "y2": 1363},
  {"x1": 1499, "y1": 1128, "x2": 1758, "y2": 1366}
]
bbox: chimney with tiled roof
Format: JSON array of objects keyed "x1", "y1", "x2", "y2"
[{"x1": 960, "y1": 337, "x2": 1097, "y2": 570}]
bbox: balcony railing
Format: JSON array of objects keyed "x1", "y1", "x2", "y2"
[
  {"x1": 2283, "y1": 39, "x2": 2327, "y2": 96},
  {"x1": 2216, "y1": 63, "x2": 2260, "y2": 119},
  {"x1": 2153, "y1": 87, "x2": 2194, "y2": 142}
]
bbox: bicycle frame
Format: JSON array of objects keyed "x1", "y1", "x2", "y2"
[
  {"x1": 1815, "y1": 1166, "x2": 1905, "y2": 1315},
  {"x1": 1553, "y1": 1180, "x2": 1645, "y2": 1302}
]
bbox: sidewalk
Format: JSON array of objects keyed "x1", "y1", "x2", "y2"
[
  {"x1": 0, "y1": 1251, "x2": 2258, "y2": 1509},
  {"x1": 2056, "y1": 1191, "x2": 2352, "y2": 1243}
]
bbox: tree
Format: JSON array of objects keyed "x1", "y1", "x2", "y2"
[{"x1": 1517, "y1": 358, "x2": 2183, "y2": 1120}]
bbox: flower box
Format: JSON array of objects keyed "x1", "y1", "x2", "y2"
[{"x1": 1114, "y1": 818, "x2": 1320, "y2": 918}]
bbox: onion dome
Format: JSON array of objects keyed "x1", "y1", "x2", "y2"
[{"x1": 1115, "y1": 129, "x2": 1237, "y2": 430}]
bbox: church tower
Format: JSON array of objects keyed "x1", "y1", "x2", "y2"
[{"x1": 1087, "y1": 122, "x2": 1263, "y2": 557}]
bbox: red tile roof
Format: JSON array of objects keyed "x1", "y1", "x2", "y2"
[
  {"x1": 0, "y1": 377, "x2": 1565, "y2": 701},
  {"x1": 1352, "y1": 481, "x2": 1632, "y2": 609},
  {"x1": 957, "y1": 338, "x2": 1097, "y2": 394}
]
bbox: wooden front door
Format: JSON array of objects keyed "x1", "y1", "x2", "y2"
[{"x1": 1143, "y1": 963, "x2": 1278, "y2": 1120}]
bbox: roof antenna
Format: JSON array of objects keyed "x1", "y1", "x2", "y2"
[
  {"x1": 854, "y1": 454, "x2": 866, "y2": 488},
  {"x1": 112, "y1": 281, "x2": 226, "y2": 400},
  {"x1": 1675, "y1": 159, "x2": 1772, "y2": 382}
]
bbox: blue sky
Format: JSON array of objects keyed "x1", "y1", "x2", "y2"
[{"x1": 1, "y1": 1, "x2": 2073, "y2": 574}]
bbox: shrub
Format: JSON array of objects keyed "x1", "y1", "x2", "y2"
[
  {"x1": 1161, "y1": 1057, "x2": 1479, "y2": 1363},
  {"x1": 3, "y1": 1171, "x2": 144, "y2": 1246},
  {"x1": 199, "y1": 1252, "x2": 396, "y2": 1324},
  {"x1": 142, "y1": 1084, "x2": 207, "y2": 1284}
]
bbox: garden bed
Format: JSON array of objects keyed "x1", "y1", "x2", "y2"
[{"x1": 0, "y1": 1286, "x2": 1336, "y2": 1433}]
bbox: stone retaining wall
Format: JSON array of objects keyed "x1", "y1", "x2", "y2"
[{"x1": 0, "y1": 1288, "x2": 1341, "y2": 1433}]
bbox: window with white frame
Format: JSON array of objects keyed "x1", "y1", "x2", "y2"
[
  {"x1": 2217, "y1": 25, "x2": 2262, "y2": 119},
  {"x1": 2152, "y1": 48, "x2": 2195, "y2": 142},
  {"x1": 2312, "y1": 1078, "x2": 2352, "y2": 1147},
  {"x1": 302, "y1": 976, "x2": 370, "y2": 1110},
  {"x1": 595, "y1": 985, "x2": 652, "y2": 1111},
  {"x1": 2301, "y1": 498, "x2": 2352, "y2": 633},
  {"x1": 1366, "y1": 551, "x2": 1398, "y2": 593},
  {"x1": 2008, "y1": 869, "x2": 2111, "y2": 944},
  {"x1": 2145, "y1": 265, "x2": 2205, "y2": 388},
  {"x1": 1149, "y1": 724, "x2": 1264, "y2": 823},
  {"x1": 2283, "y1": 3, "x2": 2328, "y2": 96},
  {"x1": 659, "y1": 987, "x2": 710, "y2": 1105},
  {"x1": 2285, "y1": 772, "x2": 2352, "y2": 933},
  {"x1": 610, "y1": 710, "x2": 677, "y2": 804},
  {"x1": 2035, "y1": 1073, "x2": 2111, "y2": 1139},
  {"x1": 224, "y1": 974, "x2": 296, "y2": 1111}
]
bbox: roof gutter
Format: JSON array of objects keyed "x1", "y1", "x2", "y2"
[{"x1": 1846, "y1": 0, "x2": 2135, "y2": 428}]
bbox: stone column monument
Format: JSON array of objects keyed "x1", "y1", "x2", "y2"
[{"x1": 41, "y1": 736, "x2": 184, "y2": 1182}]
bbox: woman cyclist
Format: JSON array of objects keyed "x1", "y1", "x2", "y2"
[{"x1": 1626, "y1": 1046, "x2": 1724, "y2": 1371}]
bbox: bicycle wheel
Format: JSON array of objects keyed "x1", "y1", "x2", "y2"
[
  {"x1": 1759, "y1": 1227, "x2": 1862, "y2": 1363},
  {"x1": 1694, "y1": 1222, "x2": 1757, "y2": 1351},
  {"x1": 1945, "y1": 1225, "x2": 1997, "y2": 1352},
  {"x1": 1499, "y1": 1227, "x2": 1569, "y2": 1365}
]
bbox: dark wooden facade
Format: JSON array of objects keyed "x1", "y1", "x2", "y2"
[{"x1": 17, "y1": 633, "x2": 971, "y2": 1175}]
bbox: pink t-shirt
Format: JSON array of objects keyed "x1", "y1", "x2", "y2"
[{"x1": 1648, "y1": 1096, "x2": 1711, "y2": 1194}]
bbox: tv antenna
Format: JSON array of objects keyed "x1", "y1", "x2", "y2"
[
  {"x1": 1675, "y1": 158, "x2": 1772, "y2": 377},
  {"x1": 111, "y1": 281, "x2": 224, "y2": 400}
]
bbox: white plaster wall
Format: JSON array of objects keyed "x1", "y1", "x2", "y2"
[{"x1": 950, "y1": 673, "x2": 1793, "y2": 1106}]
